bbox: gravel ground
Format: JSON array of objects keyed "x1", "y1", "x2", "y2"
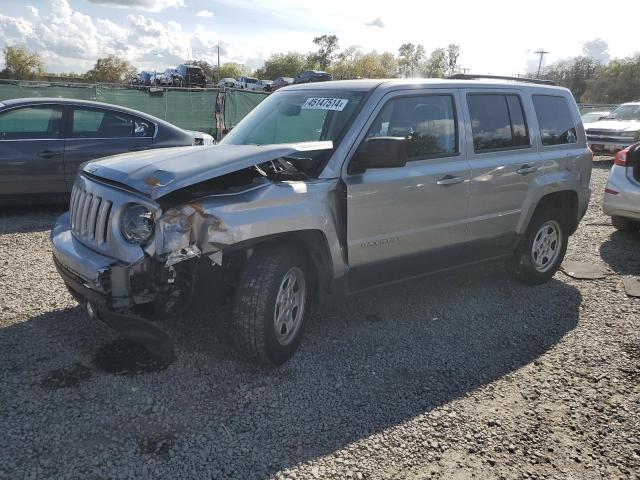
[{"x1": 1, "y1": 161, "x2": 639, "y2": 480}]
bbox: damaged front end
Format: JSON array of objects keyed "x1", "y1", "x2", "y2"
[{"x1": 51, "y1": 141, "x2": 337, "y2": 356}]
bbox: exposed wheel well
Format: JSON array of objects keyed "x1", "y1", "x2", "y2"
[
  {"x1": 531, "y1": 190, "x2": 579, "y2": 234},
  {"x1": 222, "y1": 230, "x2": 334, "y2": 301}
]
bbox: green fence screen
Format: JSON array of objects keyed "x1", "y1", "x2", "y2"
[
  {"x1": 223, "y1": 89, "x2": 269, "y2": 130},
  {"x1": 0, "y1": 82, "x2": 219, "y2": 136}
]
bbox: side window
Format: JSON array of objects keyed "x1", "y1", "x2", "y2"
[
  {"x1": 71, "y1": 109, "x2": 152, "y2": 138},
  {"x1": 467, "y1": 94, "x2": 530, "y2": 152},
  {"x1": 365, "y1": 95, "x2": 458, "y2": 161},
  {"x1": 0, "y1": 106, "x2": 64, "y2": 140},
  {"x1": 532, "y1": 95, "x2": 577, "y2": 146}
]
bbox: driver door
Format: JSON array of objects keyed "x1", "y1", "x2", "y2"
[{"x1": 342, "y1": 90, "x2": 471, "y2": 291}]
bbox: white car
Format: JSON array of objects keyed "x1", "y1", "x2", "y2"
[
  {"x1": 586, "y1": 102, "x2": 640, "y2": 155},
  {"x1": 217, "y1": 78, "x2": 236, "y2": 88},
  {"x1": 603, "y1": 142, "x2": 640, "y2": 232},
  {"x1": 581, "y1": 110, "x2": 611, "y2": 127},
  {"x1": 236, "y1": 76, "x2": 258, "y2": 89}
]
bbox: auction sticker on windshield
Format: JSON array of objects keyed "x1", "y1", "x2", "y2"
[{"x1": 302, "y1": 98, "x2": 349, "y2": 111}]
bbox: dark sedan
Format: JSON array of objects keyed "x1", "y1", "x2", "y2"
[
  {"x1": 293, "y1": 70, "x2": 332, "y2": 84},
  {"x1": 0, "y1": 98, "x2": 211, "y2": 205}
]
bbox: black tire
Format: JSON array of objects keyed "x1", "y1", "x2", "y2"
[
  {"x1": 232, "y1": 245, "x2": 310, "y2": 366},
  {"x1": 611, "y1": 216, "x2": 640, "y2": 233},
  {"x1": 506, "y1": 207, "x2": 568, "y2": 285}
]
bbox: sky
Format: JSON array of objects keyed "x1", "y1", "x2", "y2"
[{"x1": 0, "y1": 0, "x2": 639, "y2": 76}]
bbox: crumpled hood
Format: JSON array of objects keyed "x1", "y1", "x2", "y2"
[
  {"x1": 586, "y1": 120, "x2": 640, "y2": 132},
  {"x1": 82, "y1": 141, "x2": 333, "y2": 200}
]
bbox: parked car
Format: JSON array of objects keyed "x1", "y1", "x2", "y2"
[
  {"x1": 603, "y1": 142, "x2": 640, "y2": 232},
  {"x1": 254, "y1": 80, "x2": 273, "y2": 92},
  {"x1": 236, "y1": 76, "x2": 258, "y2": 89},
  {"x1": 176, "y1": 64, "x2": 207, "y2": 88},
  {"x1": 585, "y1": 101, "x2": 640, "y2": 154},
  {"x1": 51, "y1": 77, "x2": 591, "y2": 365},
  {"x1": 0, "y1": 98, "x2": 214, "y2": 205},
  {"x1": 217, "y1": 78, "x2": 236, "y2": 88},
  {"x1": 163, "y1": 68, "x2": 181, "y2": 86},
  {"x1": 293, "y1": 70, "x2": 332, "y2": 84},
  {"x1": 581, "y1": 110, "x2": 611, "y2": 125},
  {"x1": 271, "y1": 77, "x2": 293, "y2": 91},
  {"x1": 138, "y1": 71, "x2": 154, "y2": 87}
]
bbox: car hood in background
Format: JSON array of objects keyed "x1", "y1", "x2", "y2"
[
  {"x1": 586, "y1": 120, "x2": 640, "y2": 132},
  {"x1": 82, "y1": 142, "x2": 333, "y2": 200}
]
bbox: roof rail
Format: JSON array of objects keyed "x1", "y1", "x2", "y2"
[{"x1": 447, "y1": 73, "x2": 556, "y2": 86}]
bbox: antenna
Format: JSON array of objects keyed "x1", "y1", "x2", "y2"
[{"x1": 534, "y1": 49, "x2": 549, "y2": 77}]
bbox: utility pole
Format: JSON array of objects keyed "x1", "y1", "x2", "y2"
[
  {"x1": 534, "y1": 49, "x2": 549, "y2": 77},
  {"x1": 217, "y1": 43, "x2": 221, "y2": 84}
]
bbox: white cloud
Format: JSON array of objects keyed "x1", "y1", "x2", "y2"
[
  {"x1": 365, "y1": 17, "x2": 385, "y2": 28},
  {"x1": 25, "y1": 6, "x2": 38, "y2": 17},
  {"x1": 196, "y1": 10, "x2": 214, "y2": 18},
  {"x1": 86, "y1": 0, "x2": 185, "y2": 13}
]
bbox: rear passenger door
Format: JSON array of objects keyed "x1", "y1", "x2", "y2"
[
  {"x1": 344, "y1": 90, "x2": 471, "y2": 290},
  {"x1": 63, "y1": 107, "x2": 154, "y2": 188},
  {"x1": 462, "y1": 90, "x2": 543, "y2": 250},
  {"x1": 0, "y1": 105, "x2": 67, "y2": 199}
]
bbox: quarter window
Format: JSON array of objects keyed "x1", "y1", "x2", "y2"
[
  {"x1": 71, "y1": 108, "x2": 154, "y2": 139},
  {"x1": 532, "y1": 95, "x2": 577, "y2": 146},
  {"x1": 0, "y1": 106, "x2": 64, "y2": 140},
  {"x1": 365, "y1": 95, "x2": 458, "y2": 161},
  {"x1": 468, "y1": 94, "x2": 530, "y2": 152}
]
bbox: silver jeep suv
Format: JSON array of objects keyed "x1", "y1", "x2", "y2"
[{"x1": 51, "y1": 76, "x2": 592, "y2": 365}]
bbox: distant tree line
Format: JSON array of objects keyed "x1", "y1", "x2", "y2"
[
  {"x1": 538, "y1": 55, "x2": 640, "y2": 103},
  {"x1": 2, "y1": 38, "x2": 639, "y2": 103}
]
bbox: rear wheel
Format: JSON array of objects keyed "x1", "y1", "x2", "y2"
[
  {"x1": 232, "y1": 245, "x2": 309, "y2": 366},
  {"x1": 506, "y1": 207, "x2": 568, "y2": 285},
  {"x1": 611, "y1": 216, "x2": 640, "y2": 233}
]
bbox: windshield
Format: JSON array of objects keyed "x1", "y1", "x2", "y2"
[
  {"x1": 605, "y1": 104, "x2": 640, "y2": 121},
  {"x1": 221, "y1": 89, "x2": 366, "y2": 147}
]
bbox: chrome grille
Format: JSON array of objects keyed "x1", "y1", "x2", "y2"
[{"x1": 69, "y1": 183, "x2": 112, "y2": 246}]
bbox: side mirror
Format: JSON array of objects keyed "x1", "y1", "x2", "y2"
[{"x1": 350, "y1": 136, "x2": 408, "y2": 173}]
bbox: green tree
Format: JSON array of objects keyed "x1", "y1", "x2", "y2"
[
  {"x1": 85, "y1": 55, "x2": 137, "y2": 83},
  {"x1": 310, "y1": 34, "x2": 339, "y2": 71},
  {"x1": 541, "y1": 57, "x2": 602, "y2": 101},
  {"x1": 1, "y1": 45, "x2": 44, "y2": 80},
  {"x1": 254, "y1": 52, "x2": 307, "y2": 79},
  {"x1": 330, "y1": 47, "x2": 398, "y2": 79},
  {"x1": 421, "y1": 48, "x2": 447, "y2": 78},
  {"x1": 446, "y1": 44, "x2": 460, "y2": 75},
  {"x1": 398, "y1": 43, "x2": 425, "y2": 77},
  {"x1": 582, "y1": 55, "x2": 640, "y2": 103}
]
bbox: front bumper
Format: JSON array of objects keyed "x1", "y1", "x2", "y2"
[
  {"x1": 51, "y1": 213, "x2": 175, "y2": 356},
  {"x1": 603, "y1": 166, "x2": 640, "y2": 220},
  {"x1": 588, "y1": 140, "x2": 634, "y2": 153}
]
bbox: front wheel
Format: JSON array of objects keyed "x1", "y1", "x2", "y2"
[
  {"x1": 232, "y1": 245, "x2": 309, "y2": 365},
  {"x1": 506, "y1": 208, "x2": 568, "y2": 285}
]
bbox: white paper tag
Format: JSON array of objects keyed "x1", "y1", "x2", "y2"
[{"x1": 301, "y1": 97, "x2": 349, "y2": 111}]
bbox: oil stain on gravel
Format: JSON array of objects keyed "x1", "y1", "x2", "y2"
[
  {"x1": 136, "y1": 432, "x2": 175, "y2": 459},
  {"x1": 41, "y1": 362, "x2": 93, "y2": 389},
  {"x1": 92, "y1": 339, "x2": 173, "y2": 376}
]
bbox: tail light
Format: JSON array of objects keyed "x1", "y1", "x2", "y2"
[{"x1": 614, "y1": 149, "x2": 628, "y2": 167}]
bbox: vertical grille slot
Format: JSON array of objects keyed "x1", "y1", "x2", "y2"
[
  {"x1": 80, "y1": 193, "x2": 93, "y2": 237},
  {"x1": 88, "y1": 196, "x2": 101, "y2": 240},
  {"x1": 96, "y1": 200, "x2": 112, "y2": 245}
]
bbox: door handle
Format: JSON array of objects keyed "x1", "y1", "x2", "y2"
[
  {"x1": 38, "y1": 150, "x2": 59, "y2": 159},
  {"x1": 436, "y1": 175, "x2": 465, "y2": 186},
  {"x1": 8, "y1": 161, "x2": 27, "y2": 166},
  {"x1": 516, "y1": 164, "x2": 538, "y2": 175}
]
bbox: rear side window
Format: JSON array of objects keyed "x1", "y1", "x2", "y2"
[
  {"x1": 365, "y1": 95, "x2": 458, "y2": 161},
  {"x1": 0, "y1": 106, "x2": 64, "y2": 140},
  {"x1": 71, "y1": 108, "x2": 154, "y2": 139},
  {"x1": 468, "y1": 94, "x2": 530, "y2": 152},
  {"x1": 532, "y1": 95, "x2": 577, "y2": 146}
]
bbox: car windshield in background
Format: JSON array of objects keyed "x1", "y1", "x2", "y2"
[
  {"x1": 221, "y1": 89, "x2": 366, "y2": 147},
  {"x1": 605, "y1": 105, "x2": 640, "y2": 121}
]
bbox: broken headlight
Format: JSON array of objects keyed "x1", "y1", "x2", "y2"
[{"x1": 120, "y1": 204, "x2": 155, "y2": 245}]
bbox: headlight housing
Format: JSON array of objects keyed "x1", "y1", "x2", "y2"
[
  {"x1": 120, "y1": 204, "x2": 155, "y2": 245},
  {"x1": 621, "y1": 130, "x2": 640, "y2": 139}
]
